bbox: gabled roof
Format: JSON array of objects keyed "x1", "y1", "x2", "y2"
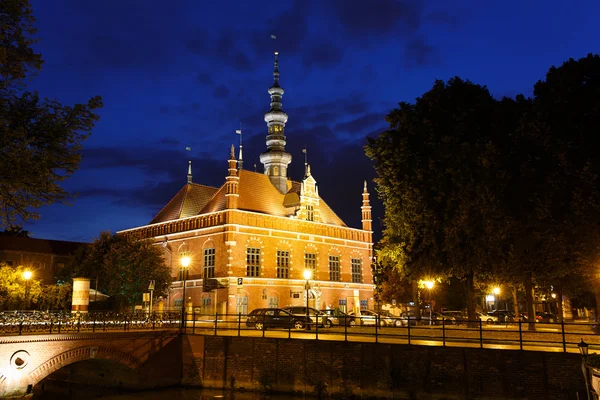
[
  {"x1": 150, "y1": 170, "x2": 347, "y2": 227},
  {"x1": 150, "y1": 183, "x2": 219, "y2": 224},
  {"x1": 0, "y1": 237, "x2": 86, "y2": 255}
]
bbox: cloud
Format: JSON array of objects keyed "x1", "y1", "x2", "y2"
[
  {"x1": 328, "y1": 0, "x2": 421, "y2": 39},
  {"x1": 334, "y1": 113, "x2": 387, "y2": 136},
  {"x1": 213, "y1": 84, "x2": 231, "y2": 99},
  {"x1": 302, "y1": 42, "x2": 345, "y2": 69},
  {"x1": 405, "y1": 36, "x2": 438, "y2": 67},
  {"x1": 197, "y1": 72, "x2": 214, "y2": 85}
]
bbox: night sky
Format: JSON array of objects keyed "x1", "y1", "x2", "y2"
[{"x1": 23, "y1": 0, "x2": 599, "y2": 243}]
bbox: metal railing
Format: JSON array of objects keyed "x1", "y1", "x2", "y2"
[
  {"x1": 0, "y1": 311, "x2": 181, "y2": 334},
  {"x1": 180, "y1": 311, "x2": 599, "y2": 353},
  {"x1": 2, "y1": 310, "x2": 597, "y2": 354}
]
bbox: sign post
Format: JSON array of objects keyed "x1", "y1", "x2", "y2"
[{"x1": 148, "y1": 280, "x2": 155, "y2": 313}]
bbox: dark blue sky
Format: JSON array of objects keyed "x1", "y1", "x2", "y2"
[{"x1": 23, "y1": 0, "x2": 599, "y2": 242}]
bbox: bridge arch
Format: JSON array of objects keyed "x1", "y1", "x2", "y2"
[{"x1": 26, "y1": 346, "x2": 141, "y2": 387}]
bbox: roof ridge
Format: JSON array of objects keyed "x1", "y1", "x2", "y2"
[
  {"x1": 199, "y1": 181, "x2": 227, "y2": 214},
  {"x1": 149, "y1": 185, "x2": 189, "y2": 224}
]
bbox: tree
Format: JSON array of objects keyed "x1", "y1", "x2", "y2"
[
  {"x1": 61, "y1": 232, "x2": 172, "y2": 311},
  {"x1": 366, "y1": 78, "x2": 512, "y2": 326},
  {"x1": 0, "y1": 0, "x2": 102, "y2": 228},
  {"x1": 0, "y1": 262, "x2": 42, "y2": 309},
  {"x1": 0, "y1": 225, "x2": 29, "y2": 236}
]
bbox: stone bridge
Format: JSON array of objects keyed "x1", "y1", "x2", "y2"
[{"x1": 0, "y1": 330, "x2": 182, "y2": 398}]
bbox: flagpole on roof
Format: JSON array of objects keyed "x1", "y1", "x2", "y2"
[
  {"x1": 236, "y1": 125, "x2": 243, "y2": 170},
  {"x1": 186, "y1": 147, "x2": 192, "y2": 184}
]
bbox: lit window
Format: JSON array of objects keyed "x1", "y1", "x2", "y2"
[
  {"x1": 351, "y1": 258, "x2": 362, "y2": 283},
  {"x1": 329, "y1": 255, "x2": 340, "y2": 282},
  {"x1": 306, "y1": 205, "x2": 314, "y2": 221},
  {"x1": 305, "y1": 253, "x2": 316, "y2": 275},
  {"x1": 277, "y1": 250, "x2": 290, "y2": 278},
  {"x1": 246, "y1": 247, "x2": 260, "y2": 277},
  {"x1": 203, "y1": 248, "x2": 215, "y2": 279}
]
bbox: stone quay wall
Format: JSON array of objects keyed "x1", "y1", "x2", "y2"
[{"x1": 182, "y1": 335, "x2": 587, "y2": 399}]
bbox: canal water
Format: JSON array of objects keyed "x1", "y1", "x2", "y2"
[{"x1": 33, "y1": 383, "x2": 303, "y2": 399}]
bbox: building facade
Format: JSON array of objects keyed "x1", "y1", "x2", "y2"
[
  {"x1": 0, "y1": 237, "x2": 86, "y2": 284},
  {"x1": 119, "y1": 54, "x2": 374, "y2": 315}
]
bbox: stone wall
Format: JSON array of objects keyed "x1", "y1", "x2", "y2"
[{"x1": 182, "y1": 336, "x2": 587, "y2": 399}]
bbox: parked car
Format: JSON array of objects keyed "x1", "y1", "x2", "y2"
[
  {"x1": 536, "y1": 312, "x2": 557, "y2": 323},
  {"x1": 321, "y1": 308, "x2": 358, "y2": 326},
  {"x1": 281, "y1": 306, "x2": 333, "y2": 328},
  {"x1": 377, "y1": 310, "x2": 408, "y2": 327},
  {"x1": 520, "y1": 312, "x2": 542, "y2": 323},
  {"x1": 476, "y1": 312, "x2": 498, "y2": 324},
  {"x1": 349, "y1": 310, "x2": 377, "y2": 326},
  {"x1": 487, "y1": 310, "x2": 515, "y2": 323},
  {"x1": 440, "y1": 311, "x2": 464, "y2": 325},
  {"x1": 421, "y1": 311, "x2": 452, "y2": 325},
  {"x1": 245, "y1": 308, "x2": 311, "y2": 330}
]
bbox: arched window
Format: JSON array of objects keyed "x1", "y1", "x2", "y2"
[{"x1": 203, "y1": 248, "x2": 215, "y2": 279}]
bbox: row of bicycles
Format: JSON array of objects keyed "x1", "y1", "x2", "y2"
[{"x1": 0, "y1": 311, "x2": 182, "y2": 335}]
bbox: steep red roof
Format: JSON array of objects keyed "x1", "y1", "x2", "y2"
[{"x1": 150, "y1": 170, "x2": 347, "y2": 227}]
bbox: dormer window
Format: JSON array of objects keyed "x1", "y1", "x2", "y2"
[{"x1": 306, "y1": 205, "x2": 314, "y2": 221}]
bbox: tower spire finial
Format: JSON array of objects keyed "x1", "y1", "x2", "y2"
[
  {"x1": 303, "y1": 146, "x2": 308, "y2": 177},
  {"x1": 273, "y1": 51, "x2": 280, "y2": 87}
]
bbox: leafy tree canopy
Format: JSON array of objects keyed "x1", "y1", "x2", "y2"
[
  {"x1": 0, "y1": 0, "x2": 102, "y2": 228},
  {"x1": 61, "y1": 232, "x2": 172, "y2": 311}
]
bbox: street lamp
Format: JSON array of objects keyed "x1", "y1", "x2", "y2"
[
  {"x1": 180, "y1": 254, "x2": 191, "y2": 328},
  {"x1": 493, "y1": 287, "x2": 501, "y2": 311},
  {"x1": 304, "y1": 269, "x2": 312, "y2": 330},
  {"x1": 23, "y1": 270, "x2": 32, "y2": 310},
  {"x1": 423, "y1": 280, "x2": 435, "y2": 325},
  {"x1": 578, "y1": 339, "x2": 591, "y2": 400}
]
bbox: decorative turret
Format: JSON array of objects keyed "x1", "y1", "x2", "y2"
[
  {"x1": 225, "y1": 145, "x2": 239, "y2": 209},
  {"x1": 259, "y1": 52, "x2": 292, "y2": 194},
  {"x1": 187, "y1": 160, "x2": 193, "y2": 184},
  {"x1": 297, "y1": 165, "x2": 321, "y2": 222},
  {"x1": 361, "y1": 181, "x2": 372, "y2": 231}
]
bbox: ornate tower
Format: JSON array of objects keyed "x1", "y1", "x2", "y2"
[
  {"x1": 259, "y1": 52, "x2": 292, "y2": 194},
  {"x1": 361, "y1": 181, "x2": 372, "y2": 231},
  {"x1": 225, "y1": 145, "x2": 239, "y2": 209}
]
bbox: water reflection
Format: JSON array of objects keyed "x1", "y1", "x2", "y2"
[{"x1": 34, "y1": 385, "x2": 302, "y2": 400}]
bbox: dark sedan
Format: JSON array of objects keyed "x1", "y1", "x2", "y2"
[{"x1": 245, "y1": 308, "x2": 311, "y2": 330}]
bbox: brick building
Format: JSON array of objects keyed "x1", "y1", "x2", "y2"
[
  {"x1": 119, "y1": 54, "x2": 374, "y2": 315},
  {"x1": 0, "y1": 236, "x2": 85, "y2": 284}
]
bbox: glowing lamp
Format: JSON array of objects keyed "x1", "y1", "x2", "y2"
[
  {"x1": 180, "y1": 256, "x2": 191, "y2": 268},
  {"x1": 492, "y1": 287, "x2": 500, "y2": 295},
  {"x1": 23, "y1": 270, "x2": 32, "y2": 280},
  {"x1": 303, "y1": 269, "x2": 312, "y2": 280}
]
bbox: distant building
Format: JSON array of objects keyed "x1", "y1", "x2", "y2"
[
  {"x1": 119, "y1": 54, "x2": 374, "y2": 315},
  {"x1": 0, "y1": 237, "x2": 86, "y2": 284}
]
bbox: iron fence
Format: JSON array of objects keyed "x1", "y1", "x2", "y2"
[
  {"x1": 1, "y1": 310, "x2": 597, "y2": 354},
  {"x1": 0, "y1": 311, "x2": 180, "y2": 334}
]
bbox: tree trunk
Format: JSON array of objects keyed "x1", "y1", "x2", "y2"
[
  {"x1": 466, "y1": 272, "x2": 477, "y2": 328},
  {"x1": 511, "y1": 286, "x2": 519, "y2": 321},
  {"x1": 412, "y1": 280, "x2": 421, "y2": 322},
  {"x1": 555, "y1": 285, "x2": 564, "y2": 323},
  {"x1": 524, "y1": 277, "x2": 536, "y2": 332}
]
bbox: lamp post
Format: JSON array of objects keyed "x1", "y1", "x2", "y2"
[
  {"x1": 578, "y1": 338, "x2": 591, "y2": 400},
  {"x1": 424, "y1": 280, "x2": 435, "y2": 325},
  {"x1": 23, "y1": 270, "x2": 32, "y2": 310},
  {"x1": 492, "y1": 287, "x2": 501, "y2": 311},
  {"x1": 304, "y1": 269, "x2": 312, "y2": 330},
  {"x1": 180, "y1": 255, "x2": 191, "y2": 328}
]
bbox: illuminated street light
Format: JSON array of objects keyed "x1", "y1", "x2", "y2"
[
  {"x1": 180, "y1": 254, "x2": 191, "y2": 329},
  {"x1": 23, "y1": 270, "x2": 32, "y2": 309},
  {"x1": 423, "y1": 280, "x2": 435, "y2": 325},
  {"x1": 492, "y1": 287, "x2": 501, "y2": 311},
  {"x1": 304, "y1": 269, "x2": 312, "y2": 330},
  {"x1": 493, "y1": 287, "x2": 501, "y2": 296}
]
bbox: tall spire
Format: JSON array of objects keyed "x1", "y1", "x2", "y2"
[
  {"x1": 187, "y1": 160, "x2": 192, "y2": 184},
  {"x1": 361, "y1": 181, "x2": 372, "y2": 232},
  {"x1": 260, "y1": 51, "x2": 292, "y2": 194}
]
